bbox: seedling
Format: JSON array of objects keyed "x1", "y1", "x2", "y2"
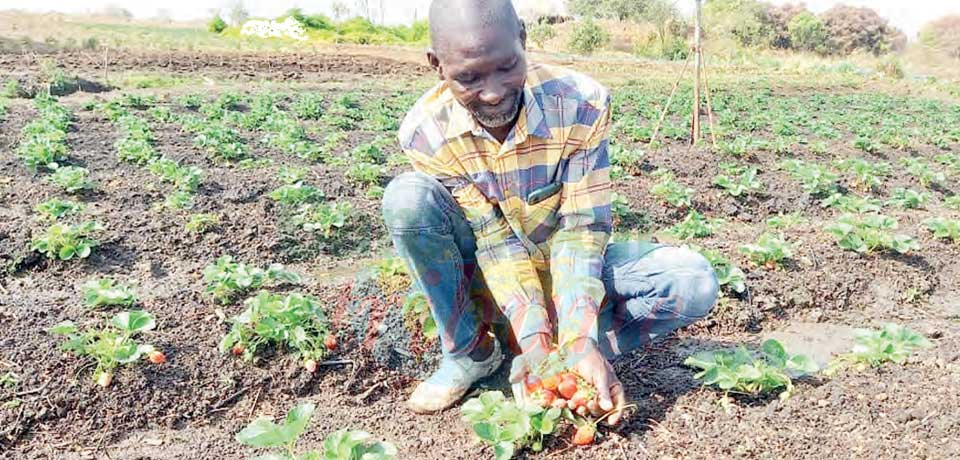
[
  {"x1": 18, "y1": 95, "x2": 72, "y2": 171},
  {"x1": 115, "y1": 137, "x2": 156, "y2": 165},
  {"x1": 236, "y1": 403, "x2": 396, "y2": 460},
  {"x1": 49, "y1": 310, "x2": 161, "y2": 387},
  {"x1": 651, "y1": 170, "x2": 694, "y2": 208},
  {"x1": 203, "y1": 255, "x2": 302, "y2": 304},
  {"x1": 834, "y1": 158, "x2": 890, "y2": 191},
  {"x1": 194, "y1": 123, "x2": 247, "y2": 161},
  {"x1": 611, "y1": 192, "x2": 631, "y2": 223},
  {"x1": 461, "y1": 391, "x2": 562, "y2": 460},
  {"x1": 160, "y1": 190, "x2": 194, "y2": 210},
  {"x1": 820, "y1": 193, "x2": 883, "y2": 213},
  {"x1": 899, "y1": 157, "x2": 945, "y2": 187},
  {"x1": 925, "y1": 218, "x2": 960, "y2": 244},
  {"x1": 885, "y1": 188, "x2": 929, "y2": 209},
  {"x1": 401, "y1": 291, "x2": 438, "y2": 339},
  {"x1": 947, "y1": 196, "x2": 960, "y2": 210},
  {"x1": 31, "y1": 221, "x2": 103, "y2": 260},
  {"x1": 825, "y1": 324, "x2": 932, "y2": 374},
  {"x1": 824, "y1": 214, "x2": 919, "y2": 255},
  {"x1": 219, "y1": 292, "x2": 334, "y2": 369},
  {"x1": 34, "y1": 198, "x2": 84, "y2": 220},
  {"x1": 147, "y1": 157, "x2": 203, "y2": 192},
  {"x1": 291, "y1": 93, "x2": 324, "y2": 120},
  {"x1": 49, "y1": 166, "x2": 94, "y2": 193},
  {"x1": 277, "y1": 165, "x2": 309, "y2": 185},
  {"x1": 269, "y1": 183, "x2": 324, "y2": 206},
  {"x1": 609, "y1": 144, "x2": 644, "y2": 177},
  {"x1": 689, "y1": 245, "x2": 746, "y2": 295},
  {"x1": 780, "y1": 159, "x2": 837, "y2": 197},
  {"x1": 350, "y1": 140, "x2": 389, "y2": 164},
  {"x1": 713, "y1": 165, "x2": 762, "y2": 197},
  {"x1": 666, "y1": 211, "x2": 723, "y2": 240},
  {"x1": 294, "y1": 202, "x2": 353, "y2": 238},
  {"x1": 346, "y1": 162, "x2": 385, "y2": 187},
  {"x1": 765, "y1": 212, "x2": 806, "y2": 230},
  {"x1": 83, "y1": 278, "x2": 138, "y2": 308},
  {"x1": 684, "y1": 339, "x2": 819, "y2": 406},
  {"x1": 185, "y1": 213, "x2": 220, "y2": 233},
  {"x1": 739, "y1": 233, "x2": 793, "y2": 270}
]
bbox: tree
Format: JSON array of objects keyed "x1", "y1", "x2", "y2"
[
  {"x1": 919, "y1": 15, "x2": 960, "y2": 59},
  {"x1": 208, "y1": 16, "x2": 228, "y2": 34},
  {"x1": 642, "y1": 0, "x2": 684, "y2": 57},
  {"x1": 528, "y1": 22, "x2": 557, "y2": 49},
  {"x1": 567, "y1": 0, "x2": 644, "y2": 21},
  {"x1": 788, "y1": 12, "x2": 828, "y2": 54},
  {"x1": 766, "y1": 3, "x2": 807, "y2": 49},
  {"x1": 568, "y1": 18, "x2": 610, "y2": 54},
  {"x1": 820, "y1": 5, "x2": 903, "y2": 55},
  {"x1": 703, "y1": 0, "x2": 772, "y2": 47}
]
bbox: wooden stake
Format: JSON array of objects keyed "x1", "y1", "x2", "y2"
[{"x1": 692, "y1": 0, "x2": 702, "y2": 146}]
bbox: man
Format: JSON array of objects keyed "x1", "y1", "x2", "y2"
[{"x1": 381, "y1": 0, "x2": 719, "y2": 424}]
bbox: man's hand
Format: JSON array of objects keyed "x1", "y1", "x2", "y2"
[
  {"x1": 566, "y1": 338, "x2": 627, "y2": 426},
  {"x1": 508, "y1": 333, "x2": 553, "y2": 405}
]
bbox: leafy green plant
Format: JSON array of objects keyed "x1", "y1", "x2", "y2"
[
  {"x1": 834, "y1": 157, "x2": 890, "y2": 191},
  {"x1": 651, "y1": 170, "x2": 694, "y2": 208},
  {"x1": 666, "y1": 211, "x2": 723, "y2": 240},
  {"x1": 824, "y1": 214, "x2": 919, "y2": 254},
  {"x1": 684, "y1": 339, "x2": 819, "y2": 404},
  {"x1": 34, "y1": 198, "x2": 85, "y2": 220},
  {"x1": 713, "y1": 164, "x2": 762, "y2": 197},
  {"x1": 820, "y1": 193, "x2": 883, "y2": 213},
  {"x1": 899, "y1": 157, "x2": 945, "y2": 187},
  {"x1": 176, "y1": 93, "x2": 204, "y2": 109},
  {"x1": 31, "y1": 221, "x2": 103, "y2": 260},
  {"x1": 885, "y1": 188, "x2": 930, "y2": 209},
  {"x1": 780, "y1": 159, "x2": 837, "y2": 196},
  {"x1": 461, "y1": 391, "x2": 563, "y2": 460},
  {"x1": 291, "y1": 93, "x2": 325, "y2": 120},
  {"x1": 235, "y1": 403, "x2": 396, "y2": 460},
  {"x1": 160, "y1": 190, "x2": 195, "y2": 210},
  {"x1": 49, "y1": 166, "x2": 94, "y2": 193},
  {"x1": 346, "y1": 162, "x2": 385, "y2": 187},
  {"x1": 219, "y1": 292, "x2": 334, "y2": 369},
  {"x1": 690, "y1": 245, "x2": 746, "y2": 295},
  {"x1": 739, "y1": 233, "x2": 793, "y2": 270},
  {"x1": 609, "y1": 144, "x2": 644, "y2": 177},
  {"x1": 294, "y1": 202, "x2": 353, "y2": 238},
  {"x1": 49, "y1": 311, "x2": 161, "y2": 387},
  {"x1": 147, "y1": 157, "x2": 203, "y2": 192},
  {"x1": 925, "y1": 217, "x2": 960, "y2": 243},
  {"x1": 194, "y1": 123, "x2": 247, "y2": 161},
  {"x1": 825, "y1": 324, "x2": 932, "y2": 374},
  {"x1": 269, "y1": 183, "x2": 324, "y2": 206},
  {"x1": 947, "y1": 196, "x2": 960, "y2": 210},
  {"x1": 765, "y1": 212, "x2": 807, "y2": 230},
  {"x1": 83, "y1": 278, "x2": 138, "y2": 308},
  {"x1": 17, "y1": 95, "x2": 71, "y2": 171},
  {"x1": 185, "y1": 213, "x2": 220, "y2": 233},
  {"x1": 203, "y1": 255, "x2": 302, "y2": 304},
  {"x1": 401, "y1": 291, "x2": 438, "y2": 339}
]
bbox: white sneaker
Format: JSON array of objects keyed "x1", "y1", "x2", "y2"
[{"x1": 407, "y1": 339, "x2": 503, "y2": 414}]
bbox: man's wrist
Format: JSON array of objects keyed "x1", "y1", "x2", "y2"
[{"x1": 519, "y1": 332, "x2": 553, "y2": 355}]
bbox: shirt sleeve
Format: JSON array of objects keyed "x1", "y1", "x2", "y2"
[
  {"x1": 550, "y1": 102, "x2": 613, "y2": 347},
  {"x1": 402, "y1": 147, "x2": 553, "y2": 351}
]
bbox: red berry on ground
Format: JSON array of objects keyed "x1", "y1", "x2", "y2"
[
  {"x1": 324, "y1": 335, "x2": 337, "y2": 351},
  {"x1": 232, "y1": 344, "x2": 245, "y2": 356},
  {"x1": 558, "y1": 379, "x2": 578, "y2": 399},
  {"x1": 97, "y1": 372, "x2": 113, "y2": 388},
  {"x1": 572, "y1": 425, "x2": 596, "y2": 446},
  {"x1": 304, "y1": 359, "x2": 318, "y2": 373},
  {"x1": 147, "y1": 350, "x2": 166, "y2": 364}
]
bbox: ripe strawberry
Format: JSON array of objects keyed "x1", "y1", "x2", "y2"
[
  {"x1": 541, "y1": 374, "x2": 560, "y2": 391},
  {"x1": 558, "y1": 378, "x2": 578, "y2": 399},
  {"x1": 97, "y1": 372, "x2": 113, "y2": 388},
  {"x1": 524, "y1": 375, "x2": 542, "y2": 393},
  {"x1": 304, "y1": 359, "x2": 318, "y2": 373},
  {"x1": 324, "y1": 335, "x2": 337, "y2": 351},
  {"x1": 572, "y1": 425, "x2": 596, "y2": 446},
  {"x1": 147, "y1": 350, "x2": 166, "y2": 364},
  {"x1": 560, "y1": 372, "x2": 578, "y2": 384},
  {"x1": 570, "y1": 390, "x2": 590, "y2": 408},
  {"x1": 765, "y1": 261, "x2": 776, "y2": 270},
  {"x1": 535, "y1": 389, "x2": 556, "y2": 407},
  {"x1": 231, "y1": 344, "x2": 245, "y2": 356}
]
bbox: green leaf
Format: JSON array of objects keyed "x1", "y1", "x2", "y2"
[
  {"x1": 112, "y1": 311, "x2": 156, "y2": 333},
  {"x1": 761, "y1": 339, "x2": 787, "y2": 362},
  {"x1": 49, "y1": 321, "x2": 77, "y2": 335},
  {"x1": 236, "y1": 417, "x2": 289, "y2": 448},
  {"x1": 283, "y1": 403, "x2": 315, "y2": 441},
  {"x1": 473, "y1": 422, "x2": 498, "y2": 442},
  {"x1": 493, "y1": 442, "x2": 515, "y2": 460}
]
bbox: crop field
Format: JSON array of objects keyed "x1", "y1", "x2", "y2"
[{"x1": 1, "y1": 46, "x2": 959, "y2": 460}]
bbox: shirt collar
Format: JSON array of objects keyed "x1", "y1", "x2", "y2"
[{"x1": 442, "y1": 79, "x2": 554, "y2": 143}]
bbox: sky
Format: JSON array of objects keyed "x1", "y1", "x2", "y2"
[{"x1": 0, "y1": 0, "x2": 957, "y2": 38}]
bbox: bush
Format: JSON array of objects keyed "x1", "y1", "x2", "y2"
[
  {"x1": 528, "y1": 22, "x2": 556, "y2": 49},
  {"x1": 820, "y1": 5, "x2": 903, "y2": 55},
  {"x1": 208, "y1": 16, "x2": 227, "y2": 34},
  {"x1": 788, "y1": 11, "x2": 828, "y2": 53},
  {"x1": 287, "y1": 7, "x2": 334, "y2": 30},
  {"x1": 919, "y1": 15, "x2": 960, "y2": 59},
  {"x1": 766, "y1": 3, "x2": 807, "y2": 49},
  {"x1": 703, "y1": 0, "x2": 772, "y2": 47},
  {"x1": 568, "y1": 18, "x2": 610, "y2": 55}
]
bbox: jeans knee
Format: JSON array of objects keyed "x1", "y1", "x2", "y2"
[
  {"x1": 382, "y1": 171, "x2": 450, "y2": 232},
  {"x1": 677, "y1": 249, "x2": 720, "y2": 319}
]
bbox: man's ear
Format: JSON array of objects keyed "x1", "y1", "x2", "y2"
[
  {"x1": 426, "y1": 49, "x2": 443, "y2": 80},
  {"x1": 519, "y1": 20, "x2": 527, "y2": 50}
]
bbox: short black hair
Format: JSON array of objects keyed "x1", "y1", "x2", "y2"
[{"x1": 429, "y1": 0, "x2": 523, "y2": 54}]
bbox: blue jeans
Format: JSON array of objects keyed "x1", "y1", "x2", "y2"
[{"x1": 382, "y1": 172, "x2": 719, "y2": 362}]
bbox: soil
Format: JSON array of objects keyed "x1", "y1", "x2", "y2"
[{"x1": 1, "y1": 49, "x2": 959, "y2": 460}]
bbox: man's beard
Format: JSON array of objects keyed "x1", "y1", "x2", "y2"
[{"x1": 469, "y1": 90, "x2": 522, "y2": 129}]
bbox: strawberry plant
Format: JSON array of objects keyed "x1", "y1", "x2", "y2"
[
  {"x1": 147, "y1": 157, "x2": 203, "y2": 193},
  {"x1": 236, "y1": 403, "x2": 396, "y2": 460},
  {"x1": 780, "y1": 159, "x2": 837, "y2": 197},
  {"x1": 194, "y1": 123, "x2": 247, "y2": 161},
  {"x1": 277, "y1": 166, "x2": 309, "y2": 185},
  {"x1": 834, "y1": 158, "x2": 890, "y2": 191},
  {"x1": 825, "y1": 324, "x2": 932, "y2": 375},
  {"x1": 739, "y1": 233, "x2": 793, "y2": 270},
  {"x1": 401, "y1": 291, "x2": 438, "y2": 339},
  {"x1": 49, "y1": 310, "x2": 161, "y2": 387},
  {"x1": 820, "y1": 193, "x2": 883, "y2": 213},
  {"x1": 689, "y1": 245, "x2": 746, "y2": 295},
  {"x1": 31, "y1": 221, "x2": 103, "y2": 260},
  {"x1": 83, "y1": 278, "x2": 138, "y2": 308},
  {"x1": 824, "y1": 214, "x2": 919, "y2": 255},
  {"x1": 651, "y1": 170, "x2": 694, "y2": 208},
  {"x1": 159, "y1": 190, "x2": 194, "y2": 210},
  {"x1": 185, "y1": 213, "x2": 220, "y2": 233},
  {"x1": 176, "y1": 93, "x2": 204, "y2": 109},
  {"x1": 291, "y1": 93, "x2": 324, "y2": 120},
  {"x1": 947, "y1": 196, "x2": 960, "y2": 210},
  {"x1": 350, "y1": 140, "x2": 389, "y2": 164},
  {"x1": 346, "y1": 162, "x2": 385, "y2": 187},
  {"x1": 713, "y1": 164, "x2": 762, "y2": 198},
  {"x1": 765, "y1": 212, "x2": 806, "y2": 230},
  {"x1": 684, "y1": 339, "x2": 818, "y2": 405},
  {"x1": 17, "y1": 95, "x2": 71, "y2": 171},
  {"x1": 899, "y1": 157, "x2": 945, "y2": 187},
  {"x1": 294, "y1": 202, "x2": 352, "y2": 238},
  {"x1": 885, "y1": 188, "x2": 929, "y2": 209},
  {"x1": 269, "y1": 183, "x2": 324, "y2": 206},
  {"x1": 461, "y1": 391, "x2": 563, "y2": 460},
  {"x1": 609, "y1": 143, "x2": 644, "y2": 177},
  {"x1": 34, "y1": 198, "x2": 84, "y2": 220},
  {"x1": 219, "y1": 292, "x2": 335, "y2": 370},
  {"x1": 49, "y1": 166, "x2": 94, "y2": 193},
  {"x1": 203, "y1": 255, "x2": 302, "y2": 304},
  {"x1": 666, "y1": 211, "x2": 723, "y2": 240},
  {"x1": 925, "y1": 218, "x2": 960, "y2": 243}
]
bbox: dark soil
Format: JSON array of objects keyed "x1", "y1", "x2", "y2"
[{"x1": 1, "y1": 65, "x2": 958, "y2": 460}]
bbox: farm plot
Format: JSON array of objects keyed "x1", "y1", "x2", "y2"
[{"x1": 1, "y1": 58, "x2": 959, "y2": 460}]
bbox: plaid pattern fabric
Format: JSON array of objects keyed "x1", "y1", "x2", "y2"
[{"x1": 397, "y1": 63, "x2": 612, "y2": 349}]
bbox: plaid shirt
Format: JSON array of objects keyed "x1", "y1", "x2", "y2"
[{"x1": 398, "y1": 63, "x2": 612, "y2": 350}]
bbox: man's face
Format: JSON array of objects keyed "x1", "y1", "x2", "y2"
[{"x1": 430, "y1": 28, "x2": 527, "y2": 129}]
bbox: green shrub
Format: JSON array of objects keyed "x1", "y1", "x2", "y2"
[
  {"x1": 568, "y1": 18, "x2": 610, "y2": 55},
  {"x1": 788, "y1": 12, "x2": 828, "y2": 53},
  {"x1": 208, "y1": 16, "x2": 228, "y2": 34},
  {"x1": 528, "y1": 23, "x2": 556, "y2": 49}
]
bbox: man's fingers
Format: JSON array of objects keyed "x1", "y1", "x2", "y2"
[
  {"x1": 606, "y1": 381, "x2": 627, "y2": 426},
  {"x1": 507, "y1": 357, "x2": 528, "y2": 384},
  {"x1": 586, "y1": 400, "x2": 602, "y2": 417},
  {"x1": 594, "y1": 370, "x2": 613, "y2": 411}
]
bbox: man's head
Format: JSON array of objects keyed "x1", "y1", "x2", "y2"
[{"x1": 428, "y1": 0, "x2": 527, "y2": 130}]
